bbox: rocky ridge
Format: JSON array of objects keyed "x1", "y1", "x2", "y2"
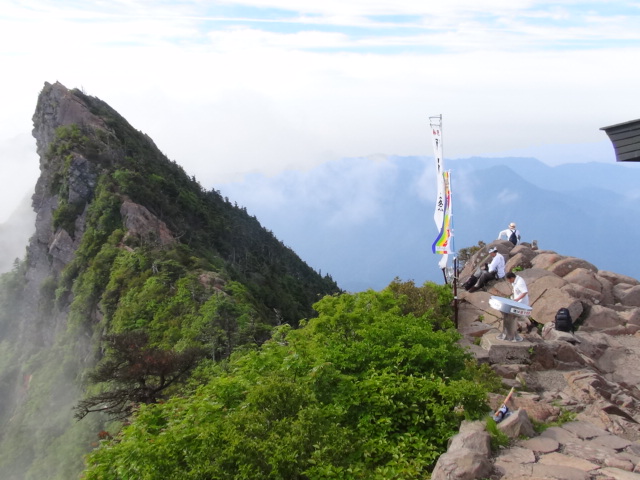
[
  {"x1": 0, "y1": 81, "x2": 341, "y2": 479},
  {"x1": 432, "y1": 240, "x2": 640, "y2": 479}
]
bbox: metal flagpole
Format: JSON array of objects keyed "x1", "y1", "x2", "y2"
[
  {"x1": 448, "y1": 169, "x2": 458, "y2": 328},
  {"x1": 429, "y1": 115, "x2": 458, "y2": 328}
]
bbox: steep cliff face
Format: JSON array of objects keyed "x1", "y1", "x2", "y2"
[
  {"x1": 0, "y1": 82, "x2": 340, "y2": 480},
  {"x1": 22, "y1": 83, "x2": 102, "y2": 343},
  {"x1": 0, "y1": 83, "x2": 114, "y2": 480}
]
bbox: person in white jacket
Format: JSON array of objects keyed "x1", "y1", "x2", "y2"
[
  {"x1": 506, "y1": 272, "x2": 529, "y2": 305},
  {"x1": 498, "y1": 222, "x2": 521, "y2": 245},
  {"x1": 469, "y1": 248, "x2": 505, "y2": 291}
]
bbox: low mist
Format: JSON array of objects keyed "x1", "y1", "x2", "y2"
[{"x1": 0, "y1": 195, "x2": 36, "y2": 273}]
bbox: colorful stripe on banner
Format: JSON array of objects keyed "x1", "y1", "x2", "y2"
[{"x1": 432, "y1": 171, "x2": 451, "y2": 254}]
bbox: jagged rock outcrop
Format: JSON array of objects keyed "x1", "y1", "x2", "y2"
[
  {"x1": 438, "y1": 241, "x2": 640, "y2": 479},
  {"x1": 120, "y1": 200, "x2": 175, "y2": 246}
]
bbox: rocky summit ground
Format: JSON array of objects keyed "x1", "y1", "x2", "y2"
[{"x1": 430, "y1": 239, "x2": 640, "y2": 480}]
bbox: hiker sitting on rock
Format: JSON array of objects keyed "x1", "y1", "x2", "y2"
[
  {"x1": 498, "y1": 222, "x2": 521, "y2": 245},
  {"x1": 468, "y1": 247, "x2": 505, "y2": 292}
]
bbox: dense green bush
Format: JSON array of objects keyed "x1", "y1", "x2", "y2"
[{"x1": 83, "y1": 283, "x2": 497, "y2": 480}]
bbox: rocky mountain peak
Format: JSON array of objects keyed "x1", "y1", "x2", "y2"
[
  {"x1": 27, "y1": 83, "x2": 171, "y2": 287},
  {"x1": 32, "y1": 82, "x2": 107, "y2": 159},
  {"x1": 0, "y1": 82, "x2": 341, "y2": 479}
]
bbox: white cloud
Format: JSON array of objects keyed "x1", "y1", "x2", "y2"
[
  {"x1": 1, "y1": 0, "x2": 639, "y2": 226},
  {"x1": 0, "y1": 134, "x2": 39, "y2": 223},
  {"x1": 497, "y1": 188, "x2": 520, "y2": 203}
]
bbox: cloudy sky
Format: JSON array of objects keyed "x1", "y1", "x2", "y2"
[{"x1": 1, "y1": 0, "x2": 639, "y2": 221}]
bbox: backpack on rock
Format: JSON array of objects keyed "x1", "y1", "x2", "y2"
[{"x1": 555, "y1": 308, "x2": 573, "y2": 332}]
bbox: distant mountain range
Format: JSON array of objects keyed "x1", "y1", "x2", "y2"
[
  {"x1": 4, "y1": 154, "x2": 640, "y2": 292},
  {"x1": 217, "y1": 156, "x2": 640, "y2": 291}
]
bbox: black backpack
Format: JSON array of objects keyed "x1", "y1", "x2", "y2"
[
  {"x1": 555, "y1": 308, "x2": 573, "y2": 332},
  {"x1": 509, "y1": 230, "x2": 518, "y2": 245}
]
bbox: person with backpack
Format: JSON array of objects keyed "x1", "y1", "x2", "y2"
[{"x1": 498, "y1": 222, "x2": 521, "y2": 245}]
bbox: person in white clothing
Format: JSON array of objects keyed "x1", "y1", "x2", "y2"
[
  {"x1": 497, "y1": 222, "x2": 521, "y2": 245},
  {"x1": 506, "y1": 272, "x2": 529, "y2": 305},
  {"x1": 470, "y1": 248, "x2": 505, "y2": 291}
]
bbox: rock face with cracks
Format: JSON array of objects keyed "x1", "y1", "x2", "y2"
[{"x1": 434, "y1": 240, "x2": 640, "y2": 479}]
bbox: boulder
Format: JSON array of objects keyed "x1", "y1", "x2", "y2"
[
  {"x1": 530, "y1": 287, "x2": 583, "y2": 325},
  {"x1": 541, "y1": 327, "x2": 578, "y2": 344},
  {"x1": 531, "y1": 252, "x2": 565, "y2": 270},
  {"x1": 492, "y1": 363, "x2": 525, "y2": 379},
  {"x1": 564, "y1": 268, "x2": 602, "y2": 293},
  {"x1": 458, "y1": 292, "x2": 501, "y2": 325},
  {"x1": 498, "y1": 408, "x2": 536, "y2": 439},
  {"x1": 48, "y1": 227, "x2": 77, "y2": 266},
  {"x1": 555, "y1": 342, "x2": 587, "y2": 369},
  {"x1": 519, "y1": 435, "x2": 560, "y2": 453},
  {"x1": 530, "y1": 341, "x2": 558, "y2": 369},
  {"x1": 613, "y1": 284, "x2": 640, "y2": 307},
  {"x1": 599, "y1": 270, "x2": 640, "y2": 287},
  {"x1": 537, "y1": 451, "x2": 600, "y2": 472},
  {"x1": 600, "y1": 466, "x2": 640, "y2": 478},
  {"x1": 527, "y1": 271, "x2": 567, "y2": 307},
  {"x1": 580, "y1": 305, "x2": 624, "y2": 331},
  {"x1": 456, "y1": 301, "x2": 497, "y2": 331},
  {"x1": 573, "y1": 331, "x2": 614, "y2": 361},
  {"x1": 458, "y1": 321, "x2": 495, "y2": 338},
  {"x1": 506, "y1": 245, "x2": 538, "y2": 272},
  {"x1": 595, "y1": 274, "x2": 616, "y2": 305},
  {"x1": 430, "y1": 421, "x2": 492, "y2": 480},
  {"x1": 491, "y1": 280, "x2": 513, "y2": 298},
  {"x1": 560, "y1": 283, "x2": 604, "y2": 306},
  {"x1": 120, "y1": 200, "x2": 175, "y2": 247},
  {"x1": 547, "y1": 257, "x2": 598, "y2": 278},
  {"x1": 480, "y1": 334, "x2": 533, "y2": 364},
  {"x1": 620, "y1": 307, "x2": 640, "y2": 326}
]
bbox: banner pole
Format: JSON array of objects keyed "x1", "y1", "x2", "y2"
[{"x1": 454, "y1": 256, "x2": 459, "y2": 328}]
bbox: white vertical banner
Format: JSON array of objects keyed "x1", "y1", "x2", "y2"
[
  {"x1": 430, "y1": 115, "x2": 445, "y2": 229},
  {"x1": 429, "y1": 115, "x2": 448, "y2": 269}
]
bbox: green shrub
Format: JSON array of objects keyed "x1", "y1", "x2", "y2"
[
  {"x1": 485, "y1": 417, "x2": 510, "y2": 451},
  {"x1": 83, "y1": 285, "x2": 494, "y2": 480}
]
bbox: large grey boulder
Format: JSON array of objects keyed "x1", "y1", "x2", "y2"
[
  {"x1": 430, "y1": 420, "x2": 492, "y2": 480},
  {"x1": 613, "y1": 284, "x2": 640, "y2": 307},
  {"x1": 498, "y1": 408, "x2": 536, "y2": 439},
  {"x1": 599, "y1": 270, "x2": 640, "y2": 287},
  {"x1": 530, "y1": 286, "x2": 583, "y2": 325},
  {"x1": 547, "y1": 257, "x2": 598, "y2": 278},
  {"x1": 580, "y1": 305, "x2": 624, "y2": 332},
  {"x1": 530, "y1": 252, "x2": 565, "y2": 270},
  {"x1": 506, "y1": 244, "x2": 538, "y2": 272}
]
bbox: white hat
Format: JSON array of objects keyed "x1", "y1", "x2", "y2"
[
  {"x1": 488, "y1": 247, "x2": 498, "y2": 254},
  {"x1": 509, "y1": 222, "x2": 516, "y2": 229}
]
